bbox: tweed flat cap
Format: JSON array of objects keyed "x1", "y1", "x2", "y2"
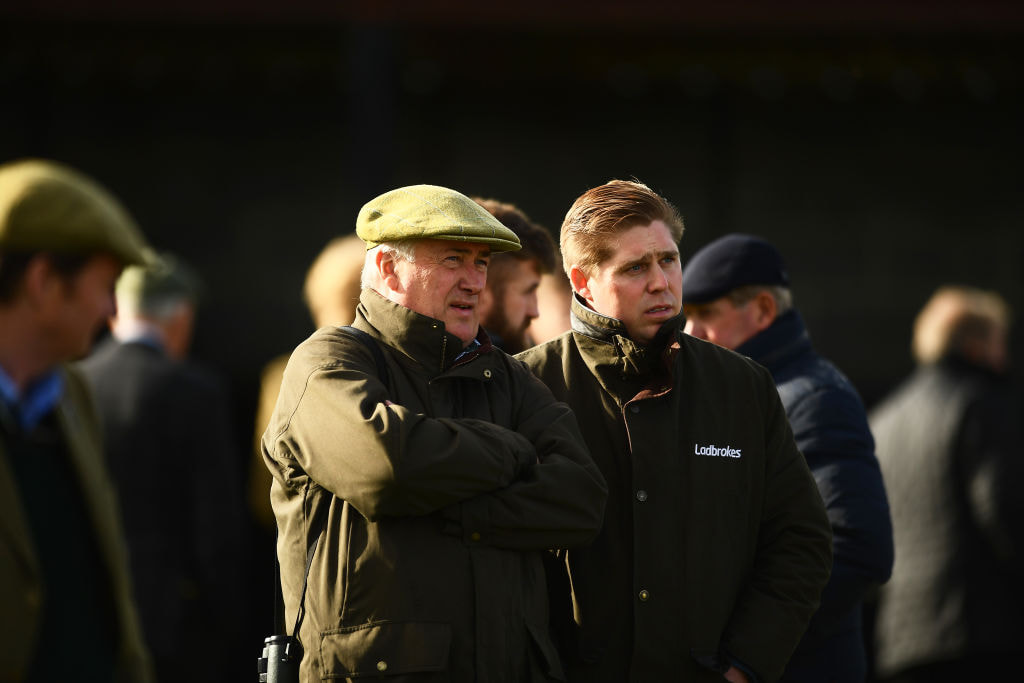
[
  {"x1": 356, "y1": 185, "x2": 521, "y2": 252},
  {"x1": 0, "y1": 158, "x2": 150, "y2": 266},
  {"x1": 681, "y1": 233, "x2": 790, "y2": 305}
]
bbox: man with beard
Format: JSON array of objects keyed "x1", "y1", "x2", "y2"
[{"x1": 473, "y1": 197, "x2": 557, "y2": 354}]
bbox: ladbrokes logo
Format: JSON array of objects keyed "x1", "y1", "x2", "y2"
[{"x1": 694, "y1": 443, "x2": 742, "y2": 458}]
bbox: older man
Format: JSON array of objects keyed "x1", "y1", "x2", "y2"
[
  {"x1": 681, "y1": 233, "x2": 893, "y2": 683},
  {"x1": 262, "y1": 184, "x2": 607, "y2": 682},
  {"x1": 869, "y1": 286, "x2": 1024, "y2": 683},
  {"x1": 0, "y1": 159, "x2": 153, "y2": 681},
  {"x1": 518, "y1": 180, "x2": 832, "y2": 683},
  {"x1": 80, "y1": 253, "x2": 246, "y2": 682}
]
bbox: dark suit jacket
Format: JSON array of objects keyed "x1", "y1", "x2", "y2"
[{"x1": 79, "y1": 338, "x2": 246, "y2": 682}]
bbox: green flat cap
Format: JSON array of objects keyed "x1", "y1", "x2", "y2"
[
  {"x1": 356, "y1": 184, "x2": 521, "y2": 252},
  {"x1": 0, "y1": 158, "x2": 150, "y2": 266}
]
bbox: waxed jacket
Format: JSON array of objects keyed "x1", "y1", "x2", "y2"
[
  {"x1": 0, "y1": 365, "x2": 153, "y2": 682},
  {"x1": 516, "y1": 297, "x2": 832, "y2": 683},
  {"x1": 736, "y1": 310, "x2": 893, "y2": 683},
  {"x1": 868, "y1": 356, "x2": 1024, "y2": 677},
  {"x1": 263, "y1": 289, "x2": 607, "y2": 683}
]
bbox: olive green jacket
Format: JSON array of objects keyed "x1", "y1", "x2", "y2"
[
  {"x1": 0, "y1": 365, "x2": 154, "y2": 682},
  {"x1": 516, "y1": 297, "x2": 832, "y2": 683},
  {"x1": 263, "y1": 289, "x2": 607, "y2": 682}
]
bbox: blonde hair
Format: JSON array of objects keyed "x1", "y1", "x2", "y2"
[
  {"x1": 560, "y1": 179, "x2": 684, "y2": 277},
  {"x1": 304, "y1": 233, "x2": 366, "y2": 327},
  {"x1": 912, "y1": 285, "x2": 1010, "y2": 365}
]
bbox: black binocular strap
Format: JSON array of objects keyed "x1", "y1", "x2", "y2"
[{"x1": 274, "y1": 325, "x2": 390, "y2": 639}]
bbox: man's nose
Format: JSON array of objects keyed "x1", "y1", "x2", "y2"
[
  {"x1": 647, "y1": 266, "x2": 668, "y2": 292},
  {"x1": 461, "y1": 266, "x2": 485, "y2": 293},
  {"x1": 526, "y1": 293, "x2": 539, "y2": 320}
]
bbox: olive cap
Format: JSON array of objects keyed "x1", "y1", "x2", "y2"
[
  {"x1": 356, "y1": 184, "x2": 522, "y2": 252},
  {"x1": 0, "y1": 158, "x2": 150, "y2": 265}
]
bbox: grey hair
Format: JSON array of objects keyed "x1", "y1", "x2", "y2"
[
  {"x1": 727, "y1": 285, "x2": 793, "y2": 316},
  {"x1": 360, "y1": 240, "x2": 419, "y2": 290}
]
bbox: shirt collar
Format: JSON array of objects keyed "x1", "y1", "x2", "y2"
[{"x1": 0, "y1": 362, "x2": 64, "y2": 432}]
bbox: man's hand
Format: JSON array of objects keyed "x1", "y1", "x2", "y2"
[{"x1": 724, "y1": 666, "x2": 750, "y2": 683}]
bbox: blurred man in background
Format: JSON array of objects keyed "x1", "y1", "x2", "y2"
[
  {"x1": 250, "y1": 232, "x2": 365, "y2": 532},
  {"x1": 0, "y1": 158, "x2": 153, "y2": 681},
  {"x1": 681, "y1": 233, "x2": 893, "y2": 683},
  {"x1": 527, "y1": 268, "x2": 573, "y2": 346},
  {"x1": 868, "y1": 285, "x2": 1024, "y2": 683},
  {"x1": 472, "y1": 197, "x2": 558, "y2": 354},
  {"x1": 80, "y1": 252, "x2": 246, "y2": 682}
]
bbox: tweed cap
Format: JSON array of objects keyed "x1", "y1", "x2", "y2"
[
  {"x1": 681, "y1": 233, "x2": 790, "y2": 305},
  {"x1": 356, "y1": 185, "x2": 521, "y2": 252},
  {"x1": 0, "y1": 158, "x2": 150, "y2": 266},
  {"x1": 116, "y1": 251, "x2": 203, "y2": 311}
]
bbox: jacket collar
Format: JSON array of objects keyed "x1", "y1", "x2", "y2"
[
  {"x1": 735, "y1": 309, "x2": 811, "y2": 374},
  {"x1": 569, "y1": 294, "x2": 680, "y2": 398},
  {"x1": 355, "y1": 288, "x2": 495, "y2": 374}
]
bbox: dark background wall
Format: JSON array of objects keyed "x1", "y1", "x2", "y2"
[{"x1": 3, "y1": 1, "x2": 1022, "y2": 671}]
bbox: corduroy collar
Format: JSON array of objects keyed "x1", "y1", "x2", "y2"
[
  {"x1": 569, "y1": 294, "x2": 681, "y2": 396},
  {"x1": 354, "y1": 288, "x2": 495, "y2": 375}
]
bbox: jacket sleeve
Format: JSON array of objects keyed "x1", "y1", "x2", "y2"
[
  {"x1": 439, "y1": 359, "x2": 608, "y2": 551},
  {"x1": 264, "y1": 329, "x2": 537, "y2": 521},
  {"x1": 787, "y1": 385, "x2": 894, "y2": 643},
  {"x1": 957, "y1": 385, "x2": 1024, "y2": 571},
  {"x1": 722, "y1": 370, "x2": 833, "y2": 682}
]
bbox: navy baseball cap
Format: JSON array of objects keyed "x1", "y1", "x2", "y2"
[{"x1": 681, "y1": 233, "x2": 789, "y2": 305}]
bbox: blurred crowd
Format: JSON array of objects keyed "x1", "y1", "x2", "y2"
[{"x1": 1, "y1": 158, "x2": 1020, "y2": 682}]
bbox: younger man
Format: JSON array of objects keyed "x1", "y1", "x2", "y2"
[{"x1": 518, "y1": 180, "x2": 831, "y2": 683}]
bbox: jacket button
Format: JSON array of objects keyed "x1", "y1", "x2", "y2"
[
  {"x1": 636, "y1": 490, "x2": 648, "y2": 502},
  {"x1": 377, "y1": 660, "x2": 388, "y2": 672},
  {"x1": 470, "y1": 531, "x2": 481, "y2": 542},
  {"x1": 483, "y1": 369, "x2": 492, "y2": 379},
  {"x1": 638, "y1": 589, "x2": 650, "y2": 601},
  {"x1": 629, "y1": 405, "x2": 640, "y2": 414}
]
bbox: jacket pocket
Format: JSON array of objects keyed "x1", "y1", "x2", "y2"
[{"x1": 320, "y1": 621, "x2": 451, "y2": 678}]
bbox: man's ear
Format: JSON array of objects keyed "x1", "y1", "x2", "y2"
[
  {"x1": 752, "y1": 290, "x2": 777, "y2": 331},
  {"x1": 21, "y1": 254, "x2": 59, "y2": 310},
  {"x1": 376, "y1": 250, "x2": 401, "y2": 293},
  {"x1": 569, "y1": 265, "x2": 592, "y2": 302}
]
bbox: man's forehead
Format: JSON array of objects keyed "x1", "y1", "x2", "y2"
[{"x1": 605, "y1": 221, "x2": 678, "y2": 259}]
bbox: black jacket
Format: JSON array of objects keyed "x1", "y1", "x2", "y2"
[
  {"x1": 868, "y1": 355, "x2": 1024, "y2": 677},
  {"x1": 518, "y1": 299, "x2": 832, "y2": 682},
  {"x1": 79, "y1": 338, "x2": 247, "y2": 682},
  {"x1": 736, "y1": 310, "x2": 893, "y2": 683}
]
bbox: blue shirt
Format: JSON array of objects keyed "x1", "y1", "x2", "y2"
[{"x1": 0, "y1": 363, "x2": 64, "y2": 432}]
